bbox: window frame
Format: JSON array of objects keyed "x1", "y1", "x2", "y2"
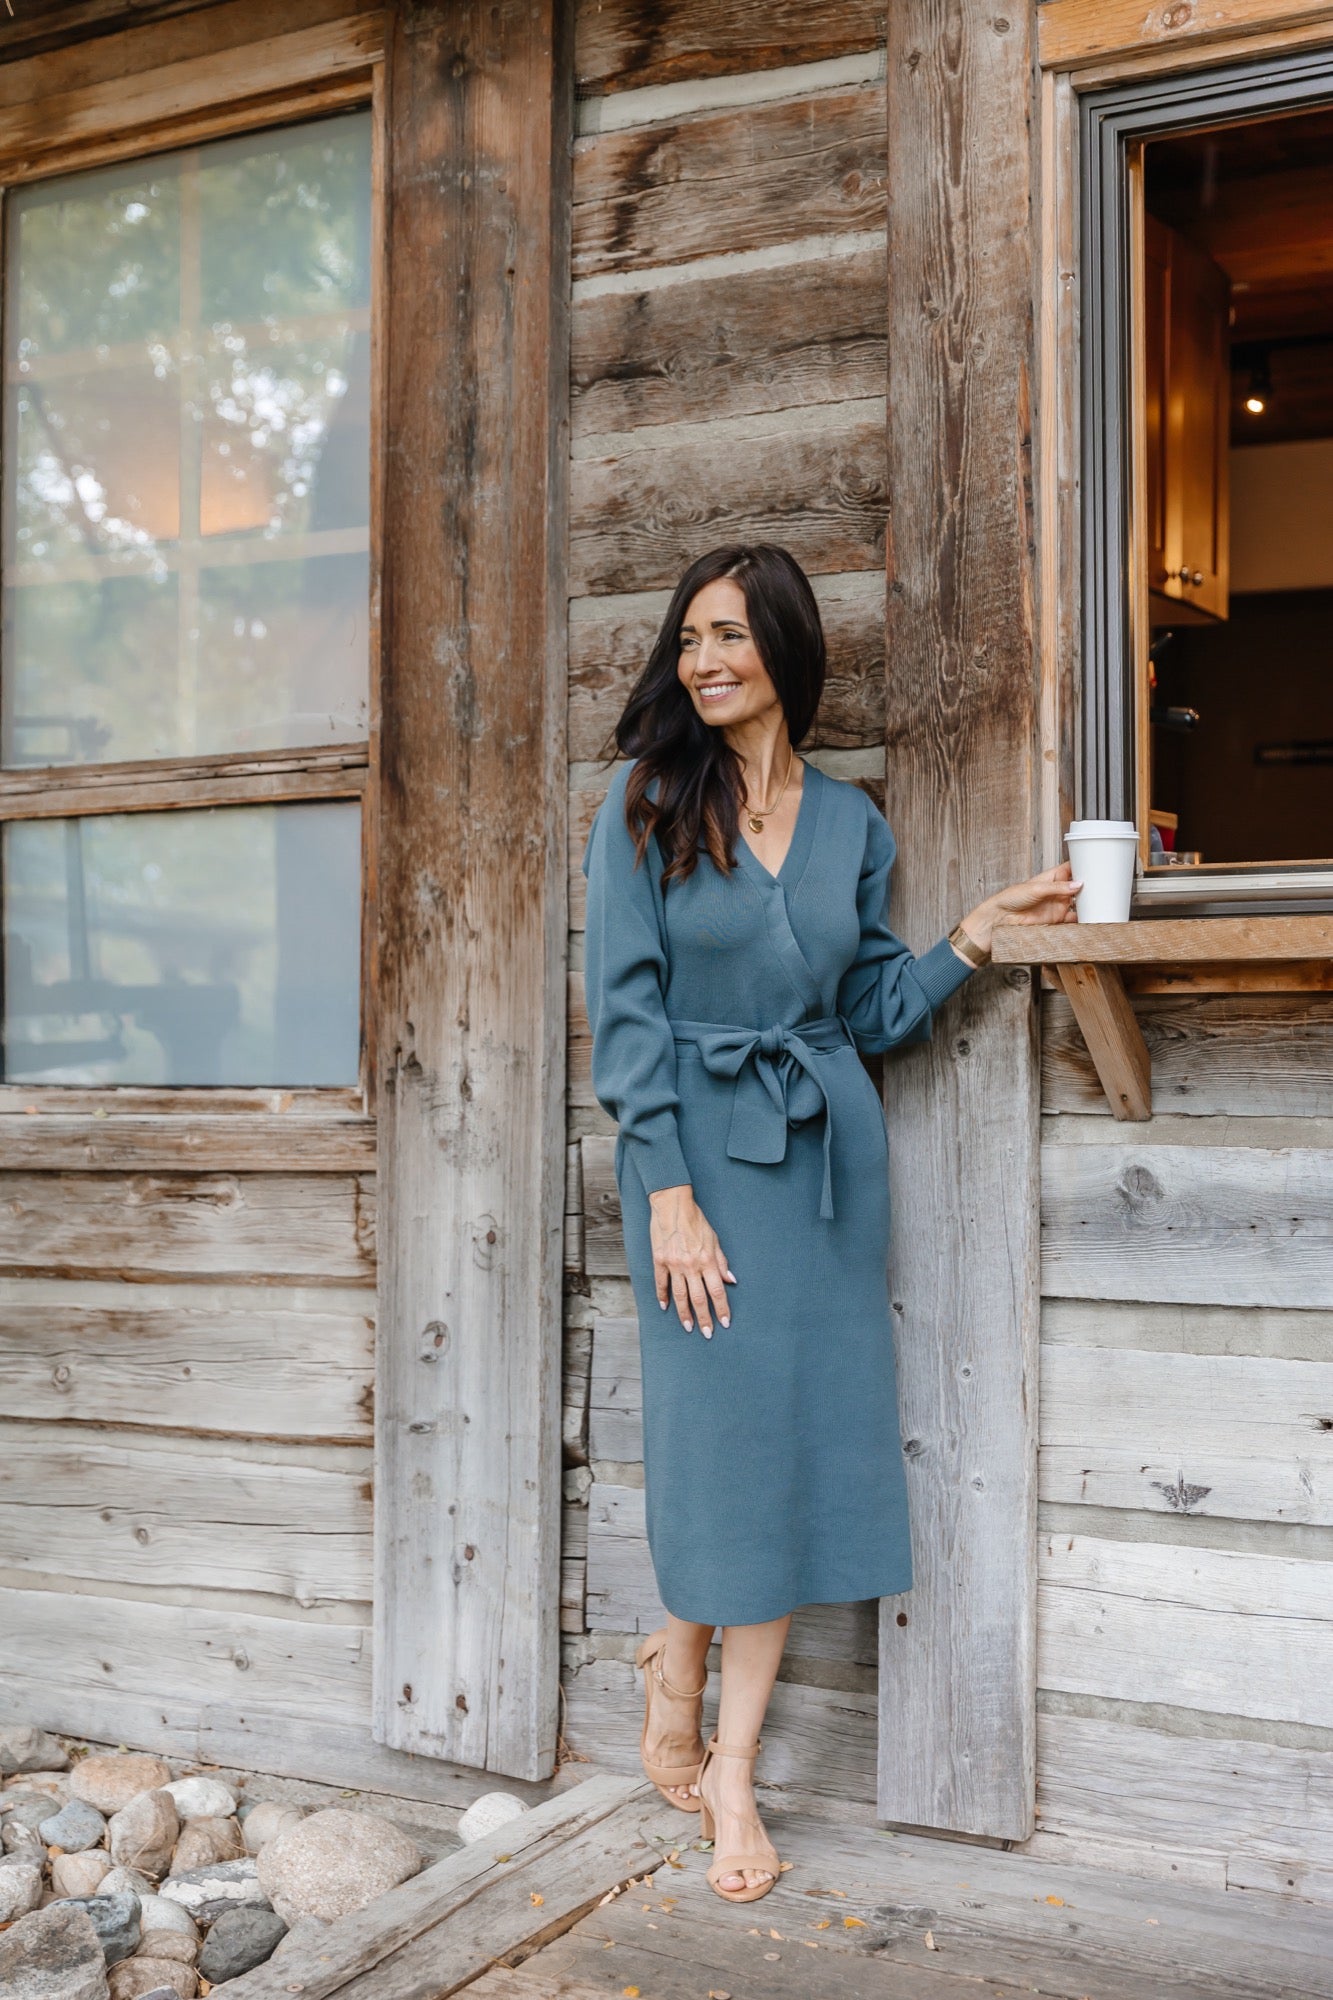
[
  {"x1": 1079, "y1": 42, "x2": 1333, "y2": 913},
  {"x1": 0, "y1": 16, "x2": 385, "y2": 1110}
]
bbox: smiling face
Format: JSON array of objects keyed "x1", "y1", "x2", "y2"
[{"x1": 676, "y1": 577, "x2": 782, "y2": 732}]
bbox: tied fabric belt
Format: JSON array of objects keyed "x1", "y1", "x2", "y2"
[{"x1": 671, "y1": 1014, "x2": 854, "y2": 1222}]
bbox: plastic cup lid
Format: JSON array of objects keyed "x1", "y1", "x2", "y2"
[{"x1": 1064, "y1": 819, "x2": 1138, "y2": 840}]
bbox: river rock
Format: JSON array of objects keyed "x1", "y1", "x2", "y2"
[
  {"x1": 0, "y1": 1728, "x2": 69, "y2": 1777},
  {"x1": 256, "y1": 1809, "x2": 422, "y2": 1922},
  {"x1": 158, "y1": 1779, "x2": 235, "y2": 1823},
  {"x1": 135, "y1": 1895, "x2": 198, "y2": 1942},
  {"x1": 0, "y1": 1859, "x2": 44, "y2": 1920},
  {"x1": 108, "y1": 1793, "x2": 177, "y2": 1877},
  {"x1": 0, "y1": 1903, "x2": 110, "y2": 2000},
  {"x1": 72, "y1": 1759, "x2": 173, "y2": 1818},
  {"x1": 48, "y1": 1893, "x2": 140, "y2": 1968},
  {"x1": 107, "y1": 1959, "x2": 195, "y2": 2000},
  {"x1": 4, "y1": 1815, "x2": 46, "y2": 1858},
  {"x1": 456, "y1": 1791, "x2": 527, "y2": 1844},
  {"x1": 51, "y1": 1852, "x2": 113, "y2": 1899},
  {"x1": 5, "y1": 1771, "x2": 73, "y2": 1803},
  {"x1": 169, "y1": 1817, "x2": 242, "y2": 1873},
  {"x1": 7, "y1": 1794, "x2": 65, "y2": 1833},
  {"x1": 158, "y1": 1858, "x2": 265, "y2": 1921},
  {"x1": 132, "y1": 1935, "x2": 194, "y2": 1967},
  {"x1": 40, "y1": 1801, "x2": 108, "y2": 1853},
  {"x1": 197, "y1": 1906, "x2": 288, "y2": 1984},
  {"x1": 239, "y1": 1801, "x2": 302, "y2": 1856},
  {"x1": 97, "y1": 1868, "x2": 153, "y2": 1900}
]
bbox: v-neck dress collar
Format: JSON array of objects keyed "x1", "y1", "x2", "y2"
[{"x1": 733, "y1": 758, "x2": 823, "y2": 898}]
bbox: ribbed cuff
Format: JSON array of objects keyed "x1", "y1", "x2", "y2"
[
  {"x1": 912, "y1": 934, "x2": 979, "y2": 1011},
  {"x1": 622, "y1": 1127, "x2": 692, "y2": 1197}
]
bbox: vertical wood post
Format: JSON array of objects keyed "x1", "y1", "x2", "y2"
[
  {"x1": 878, "y1": 1, "x2": 1041, "y2": 1838},
  {"x1": 373, "y1": 0, "x2": 570, "y2": 1780}
]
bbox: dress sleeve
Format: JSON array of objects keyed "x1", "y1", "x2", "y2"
[
  {"x1": 836, "y1": 795, "x2": 977, "y2": 1054},
  {"x1": 581, "y1": 767, "x2": 692, "y2": 1196}
]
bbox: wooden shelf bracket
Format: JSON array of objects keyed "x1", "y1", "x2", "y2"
[{"x1": 1053, "y1": 961, "x2": 1152, "y2": 1119}]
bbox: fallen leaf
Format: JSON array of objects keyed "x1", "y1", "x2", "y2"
[
  {"x1": 1045, "y1": 1895, "x2": 1065, "y2": 1907},
  {"x1": 1145, "y1": 1918, "x2": 1159, "y2": 1926},
  {"x1": 659, "y1": 1897, "x2": 677, "y2": 1910},
  {"x1": 778, "y1": 1860, "x2": 793, "y2": 1872},
  {"x1": 622, "y1": 1988, "x2": 640, "y2": 1998},
  {"x1": 495, "y1": 1854, "x2": 511, "y2": 1863},
  {"x1": 811, "y1": 1919, "x2": 832, "y2": 1930},
  {"x1": 529, "y1": 1892, "x2": 544, "y2": 1906},
  {"x1": 768, "y1": 1928, "x2": 783, "y2": 1939},
  {"x1": 925, "y1": 1930, "x2": 938, "y2": 1950},
  {"x1": 708, "y1": 1991, "x2": 731, "y2": 1999},
  {"x1": 843, "y1": 1916, "x2": 867, "y2": 1929}
]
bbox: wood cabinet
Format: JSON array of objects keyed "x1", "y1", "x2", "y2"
[{"x1": 1143, "y1": 212, "x2": 1231, "y2": 622}]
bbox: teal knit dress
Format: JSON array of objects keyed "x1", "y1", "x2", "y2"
[{"x1": 582, "y1": 760, "x2": 976, "y2": 1627}]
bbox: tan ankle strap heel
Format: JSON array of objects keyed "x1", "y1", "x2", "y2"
[{"x1": 696, "y1": 1734, "x2": 781, "y2": 1905}]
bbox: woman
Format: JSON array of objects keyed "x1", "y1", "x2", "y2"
[{"x1": 581, "y1": 545, "x2": 1079, "y2": 1904}]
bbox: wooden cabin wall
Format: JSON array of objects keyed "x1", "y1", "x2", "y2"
[
  {"x1": 559, "y1": 0, "x2": 891, "y2": 1809},
  {"x1": 1024, "y1": 990, "x2": 1333, "y2": 1901}
]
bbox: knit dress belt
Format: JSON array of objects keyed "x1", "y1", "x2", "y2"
[{"x1": 670, "y1": 1014, "x2": 855, "y2": 1222}]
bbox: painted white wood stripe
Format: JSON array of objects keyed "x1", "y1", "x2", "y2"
[
  {"x1": 571, "y1": 228, "x2": 885, "y2": 302},
  {"x1": 575, "y1": 50, "x2": 885, "y2": 137}
]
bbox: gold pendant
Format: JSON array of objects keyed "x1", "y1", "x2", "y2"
[{"x1": 747, "y1": 814, "x2": 764, "y2": 833}]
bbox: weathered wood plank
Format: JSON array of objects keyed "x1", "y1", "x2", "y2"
[
  {"x1": 568, "y1": 571, "x2": 885, "y2": 763},
  {"x1": 0, "y1": 1287, "x2": 373, "y2": 1439},
  {"x1": 1041, "y1": 1295, "x2": 1333, "y2": 1362},
  {"x1": 373, "y1": 0, "x2": 568, "y2": 1782},
  {"x1": 1041, "y1": 1143, "x2": 1333, "y2": 1307},
  {"x1": 0, "y1": 1114, "x2": 375, "y2": 1171},
  {"x1": 0, "y1": 0, "x2": 377, "y2": 96},
  {"x1": 587, "y1": 1314, "x2": 641, "y2": 1463},
  {"x1": 1042, "y1": 989, "x2": 1333, "y2": 1116},
  {"x1": 581, "y1": 1136, "x2": 626, "y2": 1278},
  {"x1": 0, "y1": 0, "x2": 227, "y2": 66},
  {"x1": 0, "y1": 1173, "x2": 375, "y2": 1283},
  {"x1": 221, "y1": 1772, "x2": 658, "y2": 2000},
  {"x1": 995, "y1": 915, "x2": 1333, "y2": 964},
  {"x1": 572, "y1": 84, "x2": 885, "y2": 278},
  {"x1": 1039, "y1": 1535, "x2": 1333, "y2": 1728},
  {"x1": 0, "y1": 1586, "x2": 368, "y2": 1726},
  {"x1": 560, "y1": 1654, "x2": 878, "y2": 1803},
  {"x1": 570, "y1": 408, "x2": 887, "y2": 595},
  {"x1": 1034, "y1": 1709, "x2": 1333, "y2": 1908},
  {"x1": 0, "y1": 1428, "x2": 371, "y2": 1601},
  {"x1": 878, "y1": 0, "x2": 1042, "y2": 1843},
  {"x1": 1039, "y1": 1343, "x2": 1333, "y2": 1523},
  {"x1": 575, "y1": 0, "x2": 886, "y2": 96},
  {"x1": 1038, "y1": 0, "x2": 1333, "y2": 71},
  {"x1": 572, "y1": 237, "x2": 885, "y2": 434}
]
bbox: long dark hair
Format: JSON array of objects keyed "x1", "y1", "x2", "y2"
[{"x1": 615, "y1": 544, "x2": 825, "y2": 886}]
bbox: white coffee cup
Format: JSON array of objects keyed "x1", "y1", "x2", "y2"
[{"x1": 1063, "y1": 819, "x2": 1139, "y2": 923}]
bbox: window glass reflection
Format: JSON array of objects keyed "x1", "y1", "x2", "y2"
[
  {"x1": 2, "y1": 112, "x2": 371, "y2": 766},
  {"x1": 3, "y1": 800, "x2": 362, "y2": 1085}
]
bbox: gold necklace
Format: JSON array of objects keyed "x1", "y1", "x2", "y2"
[{"x1": 743, "y1": 742, "x2": 795, "y2": 835}]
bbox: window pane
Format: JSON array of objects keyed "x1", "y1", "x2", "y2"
[
  {"x1": 3, "y1": 800, "x2": 361, "y2": 1085},
  {"x1": 2, "y1": 112, "x2": 371, "y2": 767}
]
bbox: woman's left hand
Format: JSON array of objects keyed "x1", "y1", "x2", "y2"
[{"x1": 958, "y1": 860, "x2": 1081, "y2": 953}]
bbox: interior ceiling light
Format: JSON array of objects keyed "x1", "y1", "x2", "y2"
[{"x1": 1244, "y1": 349, "x2": 1271, "y2": 416}]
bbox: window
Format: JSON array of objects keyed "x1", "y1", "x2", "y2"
[
  {"x1": 0, "y1": 109, "x2": 374, "y2": 1084},
  {"x1": 1080, "y1": 49, "x2": 1333, "y2": 913}
]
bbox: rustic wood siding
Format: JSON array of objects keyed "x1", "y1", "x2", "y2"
[
  {"x1": 1026, "y1": 992, "x2": 1333, "y2": 1903},
  {"x1": 560, "y1": 6, "x2": 890, "y2": 1808}
]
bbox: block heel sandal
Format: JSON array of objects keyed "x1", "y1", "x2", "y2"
[
  {"x1": 635, "y1": 1628, "x2": 707, "y2": 1812},
  {"x1": 696, "y1": 1735, "x2": 781, "y2": 1903}
]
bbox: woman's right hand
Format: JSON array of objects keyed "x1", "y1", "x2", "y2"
[{"x1": 648, "y1": 1185, "x2": 735, "y2": 1336}]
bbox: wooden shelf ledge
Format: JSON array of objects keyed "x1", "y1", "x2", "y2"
[{"x1": 991, "y1": 916, "x2": 1333, "y2": 1120}]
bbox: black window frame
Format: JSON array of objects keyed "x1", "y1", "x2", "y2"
[{"x1": 1079, "y1": 43, "x2": 1333, "y2": 898}]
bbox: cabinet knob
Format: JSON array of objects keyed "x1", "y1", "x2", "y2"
[
  {"x1": 1176, "y1": 566, "x2": 1191, "y2": 582},
  {"x1": 1192, "y1": 569, "x2": 1204, "y2": 586}
]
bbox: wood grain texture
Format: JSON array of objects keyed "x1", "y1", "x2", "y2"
[
  {"x1": 572, "y1": 84, "x2": 886, "y2": 278},
  {"x1": 1041, "y1": 989, "x2": 1333, "y2": 1116},
  {"x1": 1037, "y1": 0, "x2": 1333, "y2": 70},
  {"x1": 581, "y1": 1136, "x2": 626, "y2": 1278},
  {"x1": 877, "y1": 2, "x2": 1042, "y2": 1842},
  {"x1": 570, "y1": 408, "x2": 887, "y2": 595},
  {"x1": 568, "y1": 572, "x2": 886, "y2": 763},
  {"x1": 220, "y1": 1772, "x2": 657, "y2": 2000},
  {"x1": 372, "y1": 0, "x2": 569, "y2": 1783},
  {"x1": 572, "y1": 238, "x2": 886, "y2": 435},
  {"x1": 1055, "y1": 962, "x2": 1152, "y2": 1120},
  {"x1": 1039, "y1": 1534, "x2": 1333, "y2": 1728},
  {"x1": 0, "y1": 1585, "x2": 368, "y2": 1726},
  {"x1": 1039, "y1": 1343, "x2": 1333, "y2": 1524},
  {"x1": 0, "y1": 1428, "x2": 371, "y2": 1601},
  {"x1": 0, "y1": 1290, "x2": 373, "y2": 1439},
  {"x1": 0, "y1": 1113, "x2": 375, "y2": 1172},
  {"x1": 560, "y1": 1653, "x2": 878, "y2": 1804},
  {"x1": 1041, "y1": 1142, "x2": 1333, "y2": 1306},
  {"x1": 1034, "y1": 1709, "x2": 1333, "y2": 1907},
  {"x1": 575, "y1": 0, "x2": 886, "y2": 95},
  {"x1": 0, "y1": 1172, "x2": 375, "y2": 1283},
  {"x1": 994, "y1": 915, "x2": 1333, "y2": 963}
]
